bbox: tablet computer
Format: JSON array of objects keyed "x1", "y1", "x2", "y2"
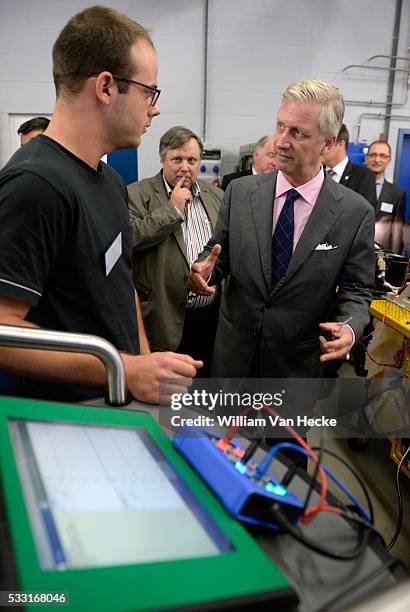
[{"x1": 0, "y1": 396, "x2": 297, "y2": 611}]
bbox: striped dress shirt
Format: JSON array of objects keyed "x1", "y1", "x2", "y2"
[{"x1": 163, "y1": 175, "x2": 215, "y2": 308}]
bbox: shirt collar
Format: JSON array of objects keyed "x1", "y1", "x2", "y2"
[
  {"x1": 162, "y1": 171, "x2": 200, "y2": 197},
  {"x1": 276, "y1": 167, "x2": 325, "y2": 207},
  {"x1": 328, "y1": 156, "x2": 348, "y2": 179}
]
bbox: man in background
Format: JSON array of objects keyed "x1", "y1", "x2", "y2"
[
  {"x1": 221, "y1": 134, "x2": 276, "y2": 190},
  {"x1": 323, "y1": 123, "x2": 377, "y2": 208},
  {"x1": 128, "y1": 126, "x2": 223, "y2": 375},
  {"x1": 0, "y1": 6, "x2": 200, "y2": 405},
  {"x1": 366, "y1": 140, "x2": 406, "y2": 254},
  {"x1": 17, "y1": 116, "x2": 50, "y2": 145},
  {"x1": 189, "y1": 79, "x2": 374, "y2": 380}
]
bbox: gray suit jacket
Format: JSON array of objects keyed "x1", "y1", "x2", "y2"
[
  {"x1": 199, "y1": 172, "x2": 375, "y2": 378},
  {"x1": 128, "y1": 172, "x2": 222, "y2": 351}
]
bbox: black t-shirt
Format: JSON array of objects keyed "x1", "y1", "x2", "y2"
[{"x1": 0, "y1": 135, "x2": 139, "y2": 402}]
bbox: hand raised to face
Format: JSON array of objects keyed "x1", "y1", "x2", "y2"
[{"x1": 169, "y1": 176, "x2": 193, "y2": 212}]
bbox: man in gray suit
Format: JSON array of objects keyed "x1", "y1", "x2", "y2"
[
  {"x1": 189, "y1": 79, "x2": 374, "y2": 379},
  {"x1": 220, "y1": 135, "x2": 276, "y2": 191},
  {"x1": 128, "y1": 126, "x2": 223, "y2": 376}
]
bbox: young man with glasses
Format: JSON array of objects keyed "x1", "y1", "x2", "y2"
[
  {"x1": 366, "y1": 140, "x2": 406, "y2": 254},
  {"x1": 128, "y1": 126, "x2": 223, "y2": 376},
  {"x1": 0, "y1": 6, "x2": 201, "y2": 404}
]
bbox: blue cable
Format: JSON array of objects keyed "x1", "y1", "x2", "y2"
[{"x1": 256, "y1": 442, "x2": 372, "y2": 524}]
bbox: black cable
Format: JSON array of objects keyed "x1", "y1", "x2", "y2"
[
  {"x1": 280, "y1": 443, "x2": 374, "y2": 527},
  {"x1": 241, "y1": 437, "x2": 262, "y2": 465},
  {"x1": 280, "y1": 453, "x2": 308, "y2": 487},
  {"x1": 315, "y1": 557, "x2": 401, "y2": 612},
  {"x1": 336, "y1": 509, "x2": 385, "y2": 544},
  {"x1": 303, "y1": 431, "x2": 324, "y2": 514},
  {"x1": 279, "y1": 446, "x2": 370, "y2": 529},
  {"x1": 311, "y1": 446, "x2": 374, "y2": 525},
  {"x1": 270, "y1": 504, "x2": 370, "y2": 561},
  {"x1": 386, "y1": 441, "x2": 410, "y2": 551}
]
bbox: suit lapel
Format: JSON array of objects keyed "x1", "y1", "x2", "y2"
[
  {"x1": 377, "y1": 179, "x2": 392, "y2": 202},
  {"x1": 153, "y1": 172, "x2": 188, "y2": 263},
  {"x1": 250, "y1": 173, "x2": 276, "y2": 290},
  {"x1": 198, "y1": 183, "x2": 218, "y2": 229},
  {"x1": 271, "y1": 175, "x2": 342, "y2": 292},
  {"x1": 340, "y1": 159, "x2": 352, "y2": 185},
  {"x1": 174, "y1": 222, "x2": 188, "y2": 264}
]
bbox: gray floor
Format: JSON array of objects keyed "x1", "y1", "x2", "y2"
[{"x1": 308, "y1": 425, "x2": 410, "y2": 573}]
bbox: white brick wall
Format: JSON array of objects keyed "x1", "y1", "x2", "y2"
[{"x1": 0, "y1": 0, "x2": 409, "y2": 181}]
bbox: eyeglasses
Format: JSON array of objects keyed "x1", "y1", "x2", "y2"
[
  {"x1": 367, "y1": 153, "x2": 390, "y2": 160},
  {"x1": 112, "y1": 75, "x2": 161, "y2": 106}
]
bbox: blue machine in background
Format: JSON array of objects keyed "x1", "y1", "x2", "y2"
[
  {"x1": 347, "y1": 142, "x2": 368, "y2": 167},
  {"x1": 107, "y1": 147, "x2": 138, "y2": 185},
  {"x1": 394, "y1": 129, "x2": 410, "y2": 221}
]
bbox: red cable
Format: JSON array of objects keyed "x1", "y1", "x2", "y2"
[{"x1": 261, "y1": 405, "x2": 328, "y2": 523}]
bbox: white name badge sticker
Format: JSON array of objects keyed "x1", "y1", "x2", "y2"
[
  {"x1": 105, "y1": 232, "x2": 122, "y2": 276},
  {"x1": 380, "y1": 202, "x2": 394, "y2": 214}
]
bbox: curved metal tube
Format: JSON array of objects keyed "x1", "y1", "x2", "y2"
[
  {"x1": 367, "y1": 54, "x2": 410, "y2": 63},
  {"x1": 355, "y1": 112, "x2": 410, "y2": 142},
  {"x1": 343, "y1": 48, "x2": 410, "y2": 108},
  {"x1": 0, "y1": 325, "x2": 127, "y2": 406},
  {"x1": 341, "y1": 63, "x2": 408, "y2": 73}
]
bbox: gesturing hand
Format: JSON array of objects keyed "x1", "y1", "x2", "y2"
[
  {"x1": 319, "y1": 322, "x2": 354, "y2": 362},
  {"x1": 187, "y1": 244, "x2": 221, "y2": 296}
]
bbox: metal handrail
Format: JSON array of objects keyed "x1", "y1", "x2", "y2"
[{"x1": 0, "y1": 325, "x2": 127, "y2": 406}]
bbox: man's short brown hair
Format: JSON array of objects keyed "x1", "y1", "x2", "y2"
[
  {"x1": 52, "y1": 5, "x2": 153, "y2": 97},
  {"x1": 336, "y1": 124, "x2": 350, "y2": 151},
  {"x1": 17, "y1": 116, "x2": 50, "y2": 135},
  {"x1": 159, "y1": 126, "x2": 203, "y2": 161},
  {"x1": 367, "y1": 140, "x2": 391, "y2": 156}
]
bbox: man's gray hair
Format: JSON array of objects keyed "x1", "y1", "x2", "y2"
[
  {"x1": 254, "y1": 135, "x2": 273, "y2": 151},
  {"x1": 282, "y1": 79, "x2": 345, "y2": 141},
  {"x1": 159, "y1": 126, "x2": 203, "y2": 161}
]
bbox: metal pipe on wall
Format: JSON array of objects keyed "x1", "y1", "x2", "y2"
[
  {"x1": 342, "y1": 64, "x2": 408, "y2": 73},
  {"x1": 202, "y1": 0, "x2": 209, "y2": 143},
  {"x1": 384, "y1": 0, "x2": 403, "y2": 139},
  {"x1": 343, "y1": 56, "x2": 410, "y2": 108},
  {"x1": 355, "y1": 112, "x2": 410, "y2": 143}
]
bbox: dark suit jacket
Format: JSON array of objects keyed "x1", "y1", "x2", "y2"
[
  {"x1": 339, "y1": 160, "x2": 377, "y2": 208},
  {"x1": 221, "y1": 169, "x2": 252, "y2": 191},
  {"x1": 199, "y1": 172, "x2": 375, "y2": 378},
  {"x1": 375, "y1": 179, "x2": 406, "y2": 253},
  {"x1": 128, "y1": 172, "x2": 223, "y2": 351}
]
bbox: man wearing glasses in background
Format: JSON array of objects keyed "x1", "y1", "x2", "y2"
[
  {"x1": 365, "y1": 140, "x2": 406, "y2": 254},
  {"x1": 0, "y1": 6, "x2": 201, "y2": 404},
  {"x1": 128, "y1": 126, "x2": 223, "y2": 376}
]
